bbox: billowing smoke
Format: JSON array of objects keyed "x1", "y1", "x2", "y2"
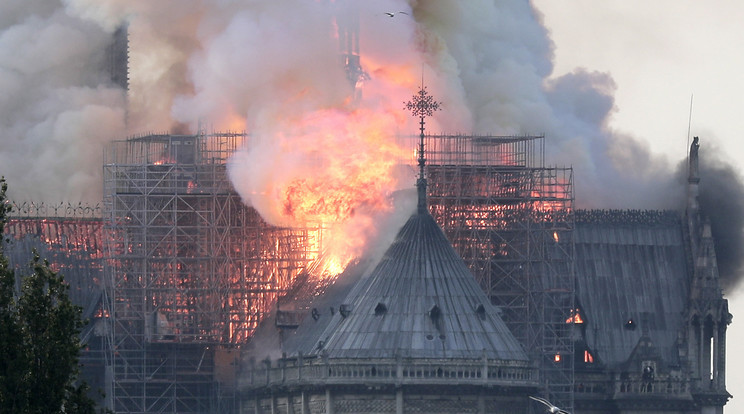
[
  {"x1": 409, "y1": 1, "x2": 683, "y2": 209},
  {"x1": 411, "y1": 1, "x2": 743, "y2": 289},
  {"x1": 0, "y1": 0, "x2": 125, "y2": 204},
  {"x1": 695, "y1": 145, "x2": 744, "y2": 292},
  {"x1": 62, "y1": 0, "x2": 213, "y2": 132},
  {"x1": 19, "y1": 0, "x2": 677, "y2": 211},
  {"x1": 3, "y1": 1, "x2": 742, "y2": 286}
]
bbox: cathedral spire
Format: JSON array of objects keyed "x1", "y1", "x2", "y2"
[{"x1": 404, "y1": 83, "x2": 441, "y2": 214}]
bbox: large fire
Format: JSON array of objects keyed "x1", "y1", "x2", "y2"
[
  {"x1": 230, "y1": 106, "x2": 411, "y2": 279},
  {"x1": 215, "y1": 2, "x2": 427, "y2": 282}
]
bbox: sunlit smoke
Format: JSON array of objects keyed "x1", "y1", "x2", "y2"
[
  {"x1": 0, "y1": 1, "x2": 125, "y2": 203},
  {"x1": 3, "y1": 0, "x2": 742, "y2": 287},
  {"x1": 229, "y1": 107, "x2": 412, "y2": 269}
]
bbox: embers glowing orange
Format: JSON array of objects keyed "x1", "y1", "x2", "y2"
[
  {"x1": 566, "y1": 308, "x2": 584, "y2": 324},
  {"x1": 153, "y1": 158, "x2": 174, "y2": 165}
]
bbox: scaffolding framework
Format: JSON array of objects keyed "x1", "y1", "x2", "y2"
[
  {"x1": 422, "y1": 134, "x2": 575, "y2": 411},
  {"x1": 103, "y1": 133, "x2": 317, "y2": 413}
]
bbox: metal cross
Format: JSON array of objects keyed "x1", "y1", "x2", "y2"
[
  {"x1": 405, "y1": 86, "x2": 441, "y2": 118},
  {"x1": 404, "y1": 86, "x2": 441, "y2": 213}
]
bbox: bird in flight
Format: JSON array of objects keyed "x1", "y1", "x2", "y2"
[
  {"x1": 384, "y1": 11, "x2": 409, "y2": 17},
  {"x1": 529, "y1": 396, "x2": 571, "y2": 414}
]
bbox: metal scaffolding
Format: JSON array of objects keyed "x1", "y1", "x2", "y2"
[
  {"x1": 102, "y1": 132, "x2": 317, "y2": 413},
  {"x1": 422, "y1": 134, "x2": 576, "y2": 411},
  {"x1": 7, "y1": 130, "x2": 575, "y2": 412}
]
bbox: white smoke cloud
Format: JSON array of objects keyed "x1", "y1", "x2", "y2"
[
  {"x1": 0, "y1": 3, "x2": 125, "y2": 204},
  {"x1": 171, "y1": 1, "x2": 346, "y2": 130},
  {"x1": 0, "y1": 0, "x2": 713, "y2": 213},
  {"x1": 3, "y1": 0, "x2": 740, "y2": 287}
]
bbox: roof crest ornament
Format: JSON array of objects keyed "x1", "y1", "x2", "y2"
[{"x1": 404, "y1": 77, "x2": 441, "y2": 214}]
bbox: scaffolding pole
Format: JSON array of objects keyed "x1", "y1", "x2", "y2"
[{"x1": 103, "y1": 132, "x2": 315, "y2": 413}]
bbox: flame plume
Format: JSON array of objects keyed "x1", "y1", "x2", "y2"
[{"x1": 229, "y1": 106, "x2": 411, "y2": 278}]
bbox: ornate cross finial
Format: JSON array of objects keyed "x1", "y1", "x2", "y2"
[
  {"x1": 404, "y1": 86, "x2": 441, "y2": 214},
  {"x1": 405, "y1": 87, "x2": 441, "y2": 118}
]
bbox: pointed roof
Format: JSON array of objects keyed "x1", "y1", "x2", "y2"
[
  {"x1": 301, "y1": 210, "x2": 527, "y2": 360},
  {"x1": 285, "y1": 86, "x2": 525, "y2": 361}
]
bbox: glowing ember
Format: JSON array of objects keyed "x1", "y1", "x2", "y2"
[
  {"x1": 320, "y1": 256, "x2": 346, "y2": 276},
  {"x1": 566, "y1": 308, "x2": 584, "y2": 324},
  {"x1": 584, "y1": 350, "x2": 594, "y2": 363},
  {"x1": 153, "y1": 157, "x2": 175, "y2": 165}
]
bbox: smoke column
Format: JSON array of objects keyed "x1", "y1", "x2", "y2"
[
  {"x1": 409, "y1": 0, "x2": 685, "y2": 209},
  {"x1": 0, "y1": 0, "x2": 125, "y2": 203},
  {"x1": 409, "y1": 1, "x2": 743, "y2": 289},
  {"x1": 3, "y1": 1, "x2": 741, "y2": 287},
  {"x1": 696, "y1": 148, "x2": 744, "y2": 292}
]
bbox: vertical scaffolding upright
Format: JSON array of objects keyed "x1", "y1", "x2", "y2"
[
  {"x1": 423, "y1": 134, "x2": 575, "y2": 410},
  {"x1": 102, "y1": 132, "x2": 316, "y2": 413}
]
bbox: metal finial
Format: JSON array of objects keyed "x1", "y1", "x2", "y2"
[
  {"x1": 404, "y1": 85, "x2": 441, "y2": 214},
  {"x1": 405, "y1": 87, "x2": 441, "y2": 118}
]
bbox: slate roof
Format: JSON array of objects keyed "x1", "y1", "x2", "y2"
[
  {"x1": 573, "y1": 210, "x2": 691, "y2": 368},
  {"x1": 292, "y1": 210, "x2": 528, "y2": 361}
]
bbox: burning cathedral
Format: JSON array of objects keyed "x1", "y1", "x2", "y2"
[{"x1": 1, "y1": 3, "x2": 733, "y2": 414}]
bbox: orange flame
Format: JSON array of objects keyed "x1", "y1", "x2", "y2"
[
  {"x1": 232, "y1": 106, "x2": 410, "y2": 278},
  {"x1": 153, "y1": 157, "x2": 174, "y2": 165},
  {"x1": 225, "y1": 29, "x2": 425, "y2": 282},
  {"x1": 566, "y1": 308, "x2": 584, "y2": 324}
]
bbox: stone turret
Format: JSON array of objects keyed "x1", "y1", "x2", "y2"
[{"x1": 683, "y1": 138, "x2": 731, "y2": 413}]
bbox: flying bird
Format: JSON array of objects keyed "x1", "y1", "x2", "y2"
[
  {"x1": 384, "y1": 11, "x2": 409, "y2": 17},
  {"x1": 529, "y1": 396, "x2": 572, "y2": 414}
]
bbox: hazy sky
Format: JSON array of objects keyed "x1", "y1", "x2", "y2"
[{"x1": 532, "y1": 1, "x2": 744, "y2": 410}]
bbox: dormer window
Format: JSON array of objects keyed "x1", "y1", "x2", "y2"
[
  {"x1": 475, "y1": 304, "x2": 486, "y2": 320},
  {"x1": 429, "y1": 305, "x2": 443, "y2": 333},
  {"x1": 429, "y1": 305, "x2": 441, "y2": 320},
  {"x1": 374, "y1": 302, "x2": 387, "y2": 316}
]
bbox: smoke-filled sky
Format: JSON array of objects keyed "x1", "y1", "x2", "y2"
[
  {"x1": 534, "y1": 1, "x2": 744, "y2": 410},
  {"x1": 1, "y1": 0, "x2": 743, "y2": 407},
  {"x1": 0, "y1": 0, "x2": 700, "y2": 210}
]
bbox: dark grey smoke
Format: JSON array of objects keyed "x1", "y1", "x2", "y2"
[
  {"x1": 410, "y1": 2, "x2": 682, "y2": 211},
  {"x1": 696, "y1": 148, "x2": 744, "y2": 293}
]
